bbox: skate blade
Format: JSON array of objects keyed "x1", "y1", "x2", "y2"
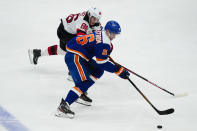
[
  {"x1": 55, "y1": 109, "x2": 74, "y2": 119},
  {"x1": 28, "y1": 49, "x2": 34, "y2": 64},
  {"x1": 75, "y1": 99, "x2": 91, "y2": 106}
]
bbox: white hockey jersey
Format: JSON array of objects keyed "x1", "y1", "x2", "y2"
[{"x1": 61, "y1": 11, "x2": 98, "y2": 35}]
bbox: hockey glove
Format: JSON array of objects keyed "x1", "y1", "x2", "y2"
[{"x1": 115, "y1": 65, "x2": 130, "y2": 79}]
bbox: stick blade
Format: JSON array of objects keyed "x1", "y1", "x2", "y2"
[
  {"x1": 174, "y1": 92, "x2": 188, "y2": 98},
  {"x1": 159, "y1": 108, "x2": 175, "y2": 115}
]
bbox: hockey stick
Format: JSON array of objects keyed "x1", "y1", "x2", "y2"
[
  {"x1": 126, "y1": 67, "x2": 175, "y2": 96},
  {"x1": 109, "y1": 56, "x2": 187, "y2": 97},
  {"x1": 127, "y1": 77, "x2": 174, "y2": 115}
]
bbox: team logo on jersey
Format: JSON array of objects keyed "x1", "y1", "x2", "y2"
[{"x1": 102, "y1": 49, "x2": 108, "y2": 56}]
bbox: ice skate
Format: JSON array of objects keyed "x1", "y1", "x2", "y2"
[
  {"x1": 28, "y1": 49, "x2": 41, "y2": 65},
  {"x1": 55, "y1": 98, "x2": 75, "y2": 119},
  {"x1": 67, "y1": 72, "x2": 73, "y2": 81},
  {"x1": 76, "y1": 92, "x2": 92, "y2": 106}
]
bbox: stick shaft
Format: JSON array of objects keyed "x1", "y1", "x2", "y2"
[
  {"x1": 109, "y1": 56, "x2": 175, "y2": 96},
  {"x1": 127, "y1": 77, "x2": 160, "y2": 114}
]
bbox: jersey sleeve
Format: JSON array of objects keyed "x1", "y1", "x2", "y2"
[{"x1": 95, "y1": 43, "x2": 119, "y2": 73}]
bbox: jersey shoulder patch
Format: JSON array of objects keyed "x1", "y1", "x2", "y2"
[{"x1": 102, "y1": 49, "x2": 108, "y2": 56}]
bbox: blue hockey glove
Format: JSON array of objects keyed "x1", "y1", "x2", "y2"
[{"x1": 115, "y1": 65, "x2": 130, "y2": 79}]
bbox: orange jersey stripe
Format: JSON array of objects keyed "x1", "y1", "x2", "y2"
[
  {"x1": 115, "y1": 67, "x2": 124, "y2": 76},
  {"x1": 66, "y1": 47, "x2": 89, "y2": 61},
  {"x1": 74, "y1": 55, "x2": 86, "y2": 81}
]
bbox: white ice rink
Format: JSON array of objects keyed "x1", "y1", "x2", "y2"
[{"x1": 0, "y1": 0, "x2": 197, "y2": 130}]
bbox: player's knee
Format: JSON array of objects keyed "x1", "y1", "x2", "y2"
[{"x1": 76, "y1": 80, "x2": 95, "y2": 93}]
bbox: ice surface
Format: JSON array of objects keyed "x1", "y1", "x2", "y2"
[{"x1": 0, "y1": 0, "x2": 197, "y2": 130}]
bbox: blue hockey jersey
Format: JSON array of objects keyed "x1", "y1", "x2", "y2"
[{"x1": 66, "y1": 30, "x2": 120, "y2": 73}]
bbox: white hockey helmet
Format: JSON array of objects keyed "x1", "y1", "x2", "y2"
[{"x1": 87, "y1": 7, "x2": 102, "y2": 21}]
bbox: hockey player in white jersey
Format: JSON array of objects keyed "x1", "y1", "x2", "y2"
[{"x1": 28, "y1": 7, "x2": 102, "y2": 65}]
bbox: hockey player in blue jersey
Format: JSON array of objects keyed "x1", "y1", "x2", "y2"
[{"x1": 55, "y1": 20, "x2": 130, "y2": 118}]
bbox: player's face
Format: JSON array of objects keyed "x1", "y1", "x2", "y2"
[
  {"x1": 106, "y1": 30, "x2": 117, "y2": 40},
  {"x1": 109, "y1": 33, "x2": 116, "y2": 40},
  {"x1": 89, "y1": 16, "x2": 98, "y2": 26}
]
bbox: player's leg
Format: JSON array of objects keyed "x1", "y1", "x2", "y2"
[
  {"x1": 56, "y1": 54, "x2": 94, "y2": 118},
  {"x1": 66, "y1": 59, "x2": 92, "y2": 105},
  {"x1": 65, "y1": 54, "x2": 95, "y2": 105},
  {"x1": 28, "y1": 45, "x2": 65, "y2": 65},
  {"x1": 75, "y1": 59, "x2": 104, "y2": 105},
  {"x1": 56, "y1": 53, "x2": 78, "y2": 118},
  {"x1": 28, "y1": 22, "x2": 73, "y2": 65}
]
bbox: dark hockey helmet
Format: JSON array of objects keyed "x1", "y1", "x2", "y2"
[{"x1": 104, "y1": 20, "x2": 121, "y2": 34}]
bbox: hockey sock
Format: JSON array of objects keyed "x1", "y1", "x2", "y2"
[
  {"x1": 65, "y1": 89, "x2": 80, "y2": 105},
  {"x1": 47, "y1": 45, "x2": 58, "y2": 55},
  {"x1": 65, "y1": 80, "x2": 95, "y2": 105},
  {"x1": 41, "y1": 45, "x2": 66, "y2": 56}
]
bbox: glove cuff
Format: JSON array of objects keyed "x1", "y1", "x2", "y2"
[{"x1": 115, "y1": 66, "x2": 124, "y2": 76}]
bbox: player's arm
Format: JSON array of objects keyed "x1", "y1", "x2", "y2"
[{"x1": 95, "y1": 44, "x2": 130, "y2": 79}]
